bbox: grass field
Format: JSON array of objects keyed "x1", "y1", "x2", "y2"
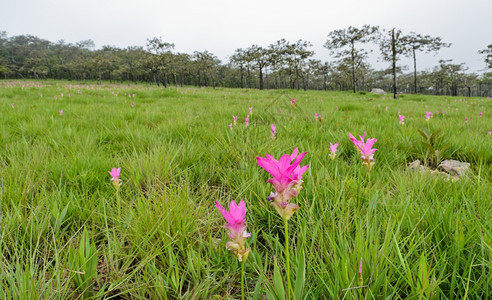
[{"x1": 0, "y1": 80, "x2": 491, "y2": 299}]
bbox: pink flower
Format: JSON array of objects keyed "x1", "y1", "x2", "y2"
[
  {"x1": 348, "y1": 131, "x2": 366, "y2": 151},
  {"x1": 291, "y1": 99, "x2": 296, "y2": 105},
  {"x1": 358, "y1": 257, "x2": 364, "y2": 285},
  {"x1": 399, "y1": 114, "x2": 405, "y2": 125},
  {"x1": 465, "y1": 117, "x2": 468, "y2": 124},
  {"x1": 385, "y1": 106, "x2": 388, "y2": 111},
  {"x1": 54, "y1": 95, "x2": 57, "y2": 100},
  {"x1": 131, "y1": 102, "x2": 135, "y2": 107},
  {"x1": 350, "y1": 132, "x2": 377, "y2": 171},
  {"x1": 425, "y1": 111, "x2": 433, "y2": 121},
  {"x1": 245, "y1": 117, "x2": 249, "y2": 126},
  {"x1": 11, "y1": 103, "x2": 14, "y2": 108},
  {"x1": 59, "y1": 110, "x2": 63, "y2": 115},
  {"x1": 233, "y1": 115, "x2": 238, "y2": 125},
  {"x1": 279, "y1": 109, "x2": 283, "y2": 113},
  {"x1": 359, "y1": 257, "x2": 363, "y2": 275},
  {"x1": 329, "y1": 142, "x2": 339, "y2": 160},
  {"x1": 436, "y1": 110, "x2": 439, "y2": 114},
  {"x1": 249, "y1": 107, "x2": 253, "y2": 115},
  {"x1": 256, "y1": 148, "x2": 309, "y2": 220},
  {"x1": 216, "y1": 199, "x2": 251, "y2": 261},
  {"x1": 109, "y1": 167, "x2": 121, "y2": 189},
  {"x1": 228, "y1": 123, "x2": 233, "y2": 130},
  {"x1": 488, "y1": 130, "x2": 491, "y2": 135},
  {"x1": 315, "y1": 113, "x2": 319, "y2": 119},
  {"x1": 479, "y1": 112, "x2": 482, "y2": 117},
  {"x1": 442, "y1": 111, "x2": 446, "y2": 116},
  {"x1": 271, "y1": 124, "x2": 276, "y2": 140},
  {"x1": 61, "y1": 93, "x2": 64, "y2": 97},
  {"x1": 109, "y1": 167, "x2": 121, "y2": 181},
  {"x1": 133, "y1": 94, "x2": 135, "y2": 97}
]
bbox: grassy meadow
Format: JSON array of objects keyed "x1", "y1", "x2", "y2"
[{"x1": 0, "y1": 80, "x2": 491, "y2": 299}]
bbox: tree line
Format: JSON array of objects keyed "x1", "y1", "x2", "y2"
[{"x1": 1, "y1": 27, "x2": 491, "y2": 97}]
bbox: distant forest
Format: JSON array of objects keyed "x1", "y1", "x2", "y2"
[{"x1": 1, "y1": 27, "x2": 491, "y2": 97}]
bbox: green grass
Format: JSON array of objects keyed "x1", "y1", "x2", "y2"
[{"x1": 0, "y1": 80, "x2": 491, "y2": 299}]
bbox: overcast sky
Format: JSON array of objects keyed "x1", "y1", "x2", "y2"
[{"x1": 2, "y1": 0, "x2": 491, "y2": 73}]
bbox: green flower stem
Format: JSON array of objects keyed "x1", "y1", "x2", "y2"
[
  {"x1": 284, "y1": 217, "x2": 292, "y2": 300},
  {"x1": 115, "y1": 188, "x2": 121, "y2": 222},
  {"x1": 241, "y1": 260, "x2": 245, "y2": 300}
]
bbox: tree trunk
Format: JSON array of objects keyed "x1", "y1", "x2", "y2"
[
  {"x1": 391, "y1": 30, "x2": 397, "y2": 99},
  {"x1": 247, "y1": 67, "x2": 251, "y2": 88},
  {"x1": 412, "y1": 48, "x2": 417, "y2": 94},
  {"x1": 351, "y1": 43, "x2": 356, "y2": 93},
  {"x1": 153, "y1": 71, "x2": 159, "y2": 86},
  {"x1": 259, "y1": 65, "x2": 263, "y2": 90},
  {"x1": 240, "y1": 66, "x2": 244, "y2": 88}
]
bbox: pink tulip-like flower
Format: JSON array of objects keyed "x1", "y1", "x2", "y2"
[
  {"x1": 256, "y1": 148, "x2": 309, "y2": 220},
  {"x1": 249, "y1": 107, "x2": 253, "y2": 115},
  {"x1": 61, "y1": 93, "x2": 64, "y2": 97},
  {"x1": 436, "y1": 110, "x2": 439, "y2": 114},
  {"x1": 133, "y1": 94, "x2": 135, "y2": 98},
  {"x1": 233, "y1": 115, "x2": 238, "y2": 125},
  {"x1": 109, "y1": 167, "x2": 121, "y2": 189},
  {"x1": 279, "y1": 109, "x2": 283, "y2": 113},
  {"x1": 11, "y1": 103, "x2": 14, "y2": 108},
  {"x1": 399, "y1": 114, "x2": 405, "y2": 125},
  {"x1": 425, "y1": 111, "x2": 433, "y2": 121},
  {"x1": 271, "y1": 124, "x2": 276, "y2": 140},
  {"x1": 385, "y1": 106, "x2": 388, "y2": 111},
  {"x1": 348, "y1": 131, "x2": 366, "y2": 152},
  {"x1": 291, "y1": 98, "x2": 296, "y2": 106},
  {"x1": 465, "y1": 117, "x2": 468, "y2": 124},
  {"x1": 349, "y1": 132, "x2": 377, "y2": 172},
  {"x1": 245, "y1": 117, "x2": 249, "y2": 126},
  {"x1": 488, "y1": 130, "x2": 491, "y2": 135},
  {"x1": 54, "y1": 95, "x2": 57, "y2": 100},
  {"x1": 59, "y1": 110, "x2": 63, "y2": 115},
  {"x1": 228, "y1": 123, "x2": 233, "y2": 130},
  {"x1": 442, "y1": 111, "x2": 446, "y2": 116},
  {"x1": 131, "y1": 102, "x2": 134, "y2": 107},
  {"x1": 358, "y1": 138, "x2": 378, "y2": 172},
  {"x1": 216, "y1": 199, "x2": 251, "y2": 262},
  {"x1": 358, "y1": 257, "x2": 364, "y2": 285},
  {"x1": 329, "y1": 142, "x2": 339, "y2": 160},
  {"x1": 479, "y1": 112, "x2": 482, "y2": 117},
  {"x1": 314, "y1": 113, "x2": 319, "y2": 119}
]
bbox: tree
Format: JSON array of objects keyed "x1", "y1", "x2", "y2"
[
  {"x1": 192, "y1": 51, "x2": 220, "y2": 87},
  {"x1": 431, "y1": 59, "x2": 468, "y2": 96},
  {"x1": 404, "y1": 33, "x2": 450, "y2": 93},
  {"x1": 324, "y1": 25, "x2": 379, "y2": 93},
  {"x1": 267, "y1": 39, "x2": 289, "y2": 89},
  {"x1": 246, "y1": 45, "x2": 269, "y2": 90},
  {"x1": 379, "y1": 28, "x2": 407, "y2": 99},
  {"x1": 479, "y1": 44, "x2": 492, "y2": 69},
  {"x1": 230, "y1": 48, "x2": 247, "y2": 88},
  {"x1": 146, "y1": 37, "x2": 175, "y2": 87}
]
